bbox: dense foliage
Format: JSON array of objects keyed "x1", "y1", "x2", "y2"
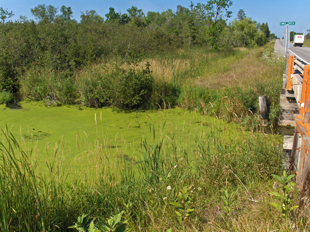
[{"x1": 0, "y1": 2, "x2": 273, "y2": 106}]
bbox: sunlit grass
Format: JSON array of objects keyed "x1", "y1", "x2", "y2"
[
  {"x1": 0, "y1": 117, "x2": 290, "y2": 231},
  {"x1": 1, "y1": 41, "x2": 304, "y2": 231},
  {"x1": 0, "y1": 101, "x2": 255, "y2": 181},
  {"x1": 304, "y1": 39, "x2": 310, "y2": 47}
]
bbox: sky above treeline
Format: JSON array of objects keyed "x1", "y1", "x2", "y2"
[{"x1": 1, "y1": 0, "x2": 309, "y2": 38}]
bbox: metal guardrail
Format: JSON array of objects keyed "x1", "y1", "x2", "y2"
[
  {"x1": 289, "y1": 50, "x2": 310, "y2": 74},
  {"x1": 286, "y1": 53, "x2": 310, "y2": 207}
]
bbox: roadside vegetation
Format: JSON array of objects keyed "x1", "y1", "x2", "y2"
[
  {"x1": 1, "y1": 1, "x2": 309, "y2": 231},
  {"x1": 304, "y1": 39, "x2": 310, "y2": 47},
  {"x1": 0, "y1": 3, "x2": 274, "y2": 110}
]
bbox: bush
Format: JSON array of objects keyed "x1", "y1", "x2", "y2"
[
  {"x1": 21, "y1": 67, "x2": 52, "y2": 101},
  {"x1": 0, "y1": 61, "x2": 19, "y2": 94},
  {"x1": 150, "y1": 80, "x2": 181, "y2": 109},
  {"x1": 108, "y1": 67, "x2": 154, "y2": 110},
  {"x1": 76, "y1": 65, "x2": 155, "y2": 110},
  {"x1": 78, "y1": 75, "x2": 111, "y2": 108},
  {"x1": 54, "y1": 78, "x2": 77, "y2": 105},
  {"x1": 0, "y1": 91, "x2": 14, "y2": 105}
]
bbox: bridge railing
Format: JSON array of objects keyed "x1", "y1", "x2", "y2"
[
  {"x1": 285, "y1": 53, "x2": 310, "y2": 108},
  {"x1": 286, "y1": 53, "x2": 310, "y2": 207},
  {"x1": 291, "y1": 51, "x2": 310, "y2": 74}
]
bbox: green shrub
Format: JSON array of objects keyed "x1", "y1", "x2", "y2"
[
  {"x1": 0, "y1": 91, "x2": 14, "y2": 105},
  {"x1": 78, "y1": 76, "x2": 111, "y2": 108},
  {"x1": 54, "y1": 78, "x2": 77, "y2": 105},
  {"x1": 21, "y1": 67, "x2": 53, "y2": 101},
  {"x1": 108, "y1": 67, "x2": 154, "y2": 110},
  {"x1": 0, "y1": 65, "x2": 19, "y2": 94},
  {"x1": 150, "y1": 80, "x2": 181, "y2": 109}
]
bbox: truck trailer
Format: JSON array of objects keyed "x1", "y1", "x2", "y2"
[{"x1": 293, "y1": 35, "x2": 305, "y2": 47}]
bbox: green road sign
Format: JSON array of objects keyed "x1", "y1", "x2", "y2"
[{"x1": 280, "y1": 21, "x2": 295, "y2": 26}]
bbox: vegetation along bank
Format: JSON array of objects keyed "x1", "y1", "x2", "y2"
[{"x1": 1, "y1": 1, "x2": 309, "y2": 231}]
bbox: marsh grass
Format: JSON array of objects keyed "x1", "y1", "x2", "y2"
[
  {"x1": 1, "y1": 117, "x2": 309, "y2": 231},
  {"x1": 1, "y1": 41, "x2": 303, "y2": 231}
]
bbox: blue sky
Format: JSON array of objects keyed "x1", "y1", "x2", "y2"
[{"x1": 1, "y1": 0, "x2": 309, "y2": 38}]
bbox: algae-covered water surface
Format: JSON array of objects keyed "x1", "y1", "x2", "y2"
[{"x1": 0, "y1": 101, "x2": 280, "y2": 180}]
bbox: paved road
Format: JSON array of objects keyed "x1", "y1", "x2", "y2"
[{"x1": 276, "y1": 39, "x2": 310, "y2": 63}]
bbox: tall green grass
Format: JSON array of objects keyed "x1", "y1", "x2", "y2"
[
  {"x1": 1, "y1": 120, "x2": 308, "y2": 231},
  {"x1": 178, "y1": 76, "x2": 282, "y2": 132}
]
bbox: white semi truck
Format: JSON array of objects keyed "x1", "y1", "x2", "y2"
[{"x1": 293, "y1": 35, "x2": 305, "y2": 47}]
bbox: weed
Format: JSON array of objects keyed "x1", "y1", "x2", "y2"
[
  {"x1": 68, "y1": 214, "x2": 95, "y2": 232},
  {"x1": 270, "y1": 171, "x2": 298, "y2": 218},
  {"x1": 170, "y1": 186, "x2": 195, "y2": 225},
  {"x1": 221, "y1": 189, "x2": 237, "y2": 215},
  {"x1": 69, "y1": 212, "x2": 126, "y2": 232}
]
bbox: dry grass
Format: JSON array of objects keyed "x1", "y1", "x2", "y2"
[
  {"x1": 141, "y1": 58, "x2": 190, "y2": 81},
  {"x1": 76, "y1": 45, "x2": 282, "y2": 92},
  {"x1": 76, "y1": 57, "x2": 191, "y2": 82},
  {"x1": 75, "y1": 48, "x2": 226, "y2": 83},
  {"x1": 193, "y1": 47, "x2": 284, "y2": 89}
]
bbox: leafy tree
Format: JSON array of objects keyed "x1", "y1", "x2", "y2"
[
  {"x1": 59, "y1": 6, "x2": 73, "y2": 21},
  {"x1": 191, "y1": 3, "x2": 208, "y2": 44},
  {"x1": 31, "y1": 4, "x2": 58, "y2": 22},
  {"x1": 0, "y1": 7, "x2": 14, "y2": 24},
  {"x1": 127, "y1": 6, "x2": 145, "y2": 27},
  {"x1": 269, "y1": 33, "x2": 277, "y2": 40},
  {"x1": 105, "y1": 7, "x2": 120, "y2": 22},
  {"x1": 237, "y1": 9, "x2": 246, "y2": 20},
  {"x1": 104, "y1": 8, "x2": 130, "y2": 25},
  {"x1": 229, "y1": 17, "x2": 266, "y2": 47},
  {"x1": 205, "y1": 0, "x2": 233, "y2": 49},
  {"x1": 127, "y1": 6, "x2": 144, "y2": 18},
  {"x1": 80, "y1": 10, "x2": 104, "y2": 23},
  {"x1": 19, "y1": 15, "x2": 28, "y2": 23},
  {"x1": 182, "y1": 2, "x2": 197, "y2": 48},
  {"x1": 261, "y1": 22, "x2": 270, "y2": 40},
  {"x1": 146, "y1": 11, "x2": 166, "y2": 26},
  {"x1": 119, "y1": 13, "x2": 130, "y2": 25}
]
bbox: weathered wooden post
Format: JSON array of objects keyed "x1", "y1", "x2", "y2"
[
  {"x1": 259, "y1": 96, "x2": 268, "y2": 126},
  {"x1": 283, "y1": 74, "x2": 287, "y2": 90}
]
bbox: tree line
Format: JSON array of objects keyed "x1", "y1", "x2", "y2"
[{"x1": 0, "y1": 1, "x2": 274, "y2": 107}]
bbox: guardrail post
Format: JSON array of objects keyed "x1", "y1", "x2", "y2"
[
  {"x1": 299, "y1": 65, "x2": 310, "y2": 120},
  {"x1": 286, "y1": 55, "x2": 295, "y2": 91}
]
